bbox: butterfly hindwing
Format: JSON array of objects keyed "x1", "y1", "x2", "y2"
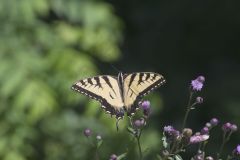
[
  {"x1": 72, "y1": 75, "x2": 125, "y2": 118},
  {"x1": 123, "y1": 72, "x2": 166, "y2": 115}
]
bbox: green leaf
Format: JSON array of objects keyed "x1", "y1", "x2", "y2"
[
  {"x1": 162, "y1": 136, "x2": 169, "y2": 149},
  {"x1": 157, "y1": 154, "x2": 163, "y2": 160},
  {"x1": 174, "y1": 154, "x2": 183, "y2": 160},
  {"x1": 97, "y1": 140, "x2": 103, "y2": 149},
  {"x1": 127, "y1": 127, "x2": 136, "y2": 135},
  {"x1": 117, "y1": 153, "x2": 127, "y2": 160}
]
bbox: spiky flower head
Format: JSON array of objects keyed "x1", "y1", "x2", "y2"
[
  {"x1": 134, "y1": 118, "x2": 145, "y2": 128},
  {"x1": 210, "y1": 118, "x2": 219, "y2": 126},
  {"x1": 140, "y1": 100, "x2": 151, "y2": 117},
  {"x1": 222, "y1": 122, "x2": 232, "y2": 132},
  {"x1": 83, "y1": 128, "x2": 92, "y2": 137},
  {"x1": 163, "y1": 125, "x2": 180, "y2": 139},
  {"x1": 237, "y1": 145, "x2": 240, "y2": 154},
  {"x1": 191, "y1": 76, "x2": 205, "y2": 91},
  {"x1": 196, "y1": 97, "x2": 203, "y2": 104},
  {"x1": 233, "y1": 144, "x2": 240, "y2": 157},
  {"x1": 190, "y1": 134, "x2": 209, "y2": 144},
  {"x1": 141, "y1": 100, "x2": 150, "y2": 110},
  {"x1": 230, "y1": 124, "x2": 238, "y2": 132},
  {"x1": 201, "y1": 127, "x2": 209, "y2": 135}
]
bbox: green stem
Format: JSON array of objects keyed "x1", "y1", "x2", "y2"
[
  {"x1": 182, "y1": 91, "x2": 193, "y2": 130},
  {"x1": 170, "y1": 142, "x2": 176, "y2": 153},
  {"x1": 217, "y1": 132, "x2": 226, "y2": 159},
  {"x1": 198, "y1": 142, "x2": 202, "y2": 151},
  {"x1": 137, "y1": 137, "x2": 143, "y2": 160},
  {"x1": 95, "y1": 149, "x2": 99, "y2": 160},
  {"x1": 87, "y1": 137, "x2": 100, "y2": 160},
  {"x1": 217, "y1": 131, "x2": 233, "y2": 159},
  {"x1": 136, "y1": 130, "x2": 143, "y2": 160}
]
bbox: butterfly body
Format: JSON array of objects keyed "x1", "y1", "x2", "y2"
[{"x1": 72, "y1": 72, "x2": 165, "y2": 119}]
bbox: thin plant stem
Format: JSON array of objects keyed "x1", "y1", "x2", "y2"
[
  {"x1": 87, "y1": 137, "x2": 100, "y2": 160},
  {"x1": 95, "y1": 149, "x2": 100, "y2": 160},
  {"x1": 137, "y1": 136, "x2": 143, "y2": 160},
  {"x1": 198, "y1": 142, "x2": 202, "y2": 151},
  {"x1": 217, "y1": 132, "x2": 226, "y2": 159},
  {"x1": 182, "y1": 91, "x2": 193, "y2": 130},
  {"x1": 128, "y1": 117, "x2": 143, "y2": 159},
  {"x1": 217, "y1": 131, "x2": 233, "y2": 159},
  {"x1": 87, "y1": 137, "x2": 94, "y2": 147},
  {"x1": 136, "y1": 130, "x2": 143, "y2": 160},
  {"x1": 202, "y1": 141, "x2": 208, "y2": 152},
  {"x1": 170, "y1": 141, "x2": 177, "y2": 153}
]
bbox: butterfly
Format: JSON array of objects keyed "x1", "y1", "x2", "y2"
[{"x1": 71, "y1": 72, "x2": 166, "y2": 119}]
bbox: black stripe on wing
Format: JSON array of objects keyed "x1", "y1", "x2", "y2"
[
  {"x1": 138, "y1": 76, "x2": 166, "y2": 98},
  {"x1": 71, "y1": 83, "x2": 124, "y2": 119},
  {"x1": 101, "y1": 76, "x2": 117, "y2": 95},
  {"x1": 127, "y1": 75, "x2": 166, "y2": 116}
]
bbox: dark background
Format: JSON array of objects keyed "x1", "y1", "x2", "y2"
[{"x1": 108, "y1": 0, "x2": 240, "y2": 158}]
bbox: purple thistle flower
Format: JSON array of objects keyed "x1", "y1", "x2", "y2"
[
  {"x1": 83, "y1": 128, "x2": 92, "y2": 137},
  {"x1": 109, "y1": 154, "x2": 117, "y2": 160},
  {"x1": 164, "y1": 125, "x2": 174, "y2": 133},
  {"x1": 201, "y1": 127, "x2": 209, "y2": 135},
  {"x1": 190, "y1": 134, "x2": 209, "y2": 144},
  {"x1": 222, "y1": 122, "x2": 232, "y2": 132},
  {"x1": 230, "y1": 124, "x2": 238, "y2": 132},
  {"x1": 141, "y1": 100, "x2": 150, "y2": 110},
  {"x1": 163, "y1": 126, "x2": 180, "y2": 138},
  {"x1": 134, "y1": 118, "x2": 145, "y2": 128},
  {"x1": 210, "y1": 118, "x2": 219, "y2": 126},
  {"x1": 233, "y1": 144, "x2": 240, "y2": 157},
  {"x1": 237, "y1": 145, "x2": 240, "y2": 154},
  {"x1": 197, "y1": 76, "x2": 205, "y2": 83},
  {"x1": 134, "y1": 120, "x2": 142, "y2": 128},
  {"x1": 191, "y1": 76, "x2": 205, "y2": 91},
  {"x1": 196, "y1": 97, "x2": 203, "y2": 104},
  {"x1": 140, "y1": 100, "x2": 151, "y2": 117}
]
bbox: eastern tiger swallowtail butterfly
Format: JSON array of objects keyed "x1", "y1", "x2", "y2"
[{"x1": 71, "y1": 72, "x2": 165, "y2": 119}]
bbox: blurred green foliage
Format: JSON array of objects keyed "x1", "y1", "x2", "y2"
[{"x1": 0, "y1": 0, "x2": 130, "y2": 159}]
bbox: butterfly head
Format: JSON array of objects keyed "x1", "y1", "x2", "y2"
[
  {"x1": 118, "y1": 72, "x2": 124, "y2": 79},
  {"x1": 116, "y1": 109, "x2": 124, "y2": 119},
  {"x1": 117, "y1": 72, "x2": 124, "y2": 88}
]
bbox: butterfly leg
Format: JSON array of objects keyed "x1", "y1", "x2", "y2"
[{"x1": 115, "y1": 109, "x2": 124, "y2": 131}]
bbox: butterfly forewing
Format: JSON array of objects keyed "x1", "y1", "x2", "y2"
[
  {"x1": 72, "y1": 75, "x2": 124, "y2": 116},
  {"x1": 72, "y1": 72, "x2": 165, "y2": 119},
  {"x1": 123, "y1": 72, "x2": 165, "y2": 115}
]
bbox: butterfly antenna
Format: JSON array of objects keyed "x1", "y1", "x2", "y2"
[{"x1": 110, "y1": 64, "x2": 121, "y2": 73}]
